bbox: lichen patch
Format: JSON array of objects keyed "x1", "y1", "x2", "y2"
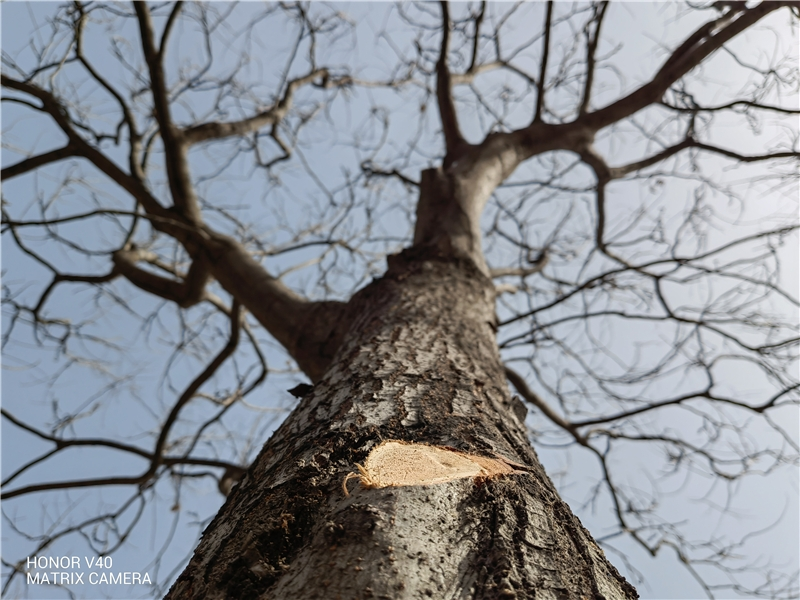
[{"x1": 343, "y1": 440, "x2": 519, "y2": 496}]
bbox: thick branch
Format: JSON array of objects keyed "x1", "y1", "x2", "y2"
[
  {"x1": 183, "y1": 69, "x2": 329, "y2": 145},
  {"x1": 1, "y1": 75, "x2": 179, "y2": 236},
  {"x1": 585, "y1": 3, "x2": 791, "y2": 130},
  {"x1": 449, "y1": 61, "x2": 504, "y2": 85},
  {"x1": 467, "y1": 2, "x2": 486, "y2": 74},
  {"x1": 437, "y1": 1, "x2": 467, "y2": 162},
  {"x1": 503, "y1": 3, "x2": 793, "y2": 165},
  {"x1": 608, "y1": 138, "x2": 695, "y2": 179},
  {"x1": 1, "y1": 143, "x2": 78, "y2": 180},
  {"x1": 533, "y1": 1, "x2": 554, "y2": 123},
  {"x1": 1, "y1": 475, "x2": 148, "y2": 500},
  {"x1": 578, "y1": 1, "x2": 609, "y2": 115},
  {"x1": 201, "y1": 231, "x2": 351, "y2": 382},
  {"x1": 112, "y1": 247, "x2": 210, "y2": 308},
  {"x1": 159, "y1": 2, "x2": 184, "y2": 61},
  {"x1": 2, "y1": 72, "x2": 350, "y2": 381},
  {"x1": 133, "y1": 2, "x2": 200, "y2": 223}
]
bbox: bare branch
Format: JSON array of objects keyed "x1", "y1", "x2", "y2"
[
  {"x1": 585, "y1": 3, "x2": 792, "y2": 130},
  {"x1": 467, "y1": 2, "x2": 487, "y2": 74},
  {"x1": 112, "y1": 248, "x2": 210, "y2": 309},
  {"x1": 690, "y1": 142, "x2": 799, "y2": 164},
  {"x1": 361, "y1": 161, "x2": 420, "y2": 188},
  {"x1": 133, "y1": 2, "x2": 200, "y2": 223},
  {"x1": 490, "y1": 251, "x2": 549, "y2": 279},
  {"x1": 72, "y1": 1, "x2": 144, "y2": 179},
  {"x1": 148, "y1": 301, "x2": 241, "y2": 476},
  {"x1": 578, "y1": 1, "x2": 609, "y2": 115},
  {"x1": 1, "y1": 75, "x2": 177, "y2": 235},
  {"x1": 0, "y1": 409, "x2": 242, "y2": 489},
  {"x1": 533, "y1": 1, "x2": 554, "y2": 123},
  {"x1": 1, "y1": 475, "x2": 148, "y2": 500},
  {"x1": 505, "y1": 365, "x2": 585, "y2": 443},
  {"x1": 661, "y1": 99, "x2": 800, "y2": 115},
  {"x1": 183, "y1": 69, "x2": 330, "y2": 145},
  {"x1": 159, "y1": 2, "x2": 184, "y2": 61},
  {"x1": 1, "y1": 143, "x2": 78, "y2": 179},
  {"x1": 436, "y1": 1, "x2": 467, "y2": 162}
]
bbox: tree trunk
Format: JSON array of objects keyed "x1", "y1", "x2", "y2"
[{"x1": 166, "y1": 249, "x2": 637, "y2": 600}]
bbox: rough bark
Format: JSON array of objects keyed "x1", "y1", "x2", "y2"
[{"x1": 166, "y1": 249, "x2": 637, "y2": 600}]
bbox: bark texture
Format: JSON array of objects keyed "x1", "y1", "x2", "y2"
[{"x1": 166, "y1": 249, "x2": 637, "y2": 600}]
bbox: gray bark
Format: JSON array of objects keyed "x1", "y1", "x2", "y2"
[{"x1": 166, "y1": 248, "x2": 637, "y2": 600}]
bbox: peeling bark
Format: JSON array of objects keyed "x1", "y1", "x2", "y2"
[{"x1": 167, "y1": 250, "x2": 637, "y2": 600}]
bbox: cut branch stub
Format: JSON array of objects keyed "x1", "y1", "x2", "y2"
[{"x1": 343, "y1": 440, "x2": 522, "y2": 496}]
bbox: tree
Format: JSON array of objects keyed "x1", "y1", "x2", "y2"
[{"x1": 2, "y1": 1, "x2": 798, "y2": 598}]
